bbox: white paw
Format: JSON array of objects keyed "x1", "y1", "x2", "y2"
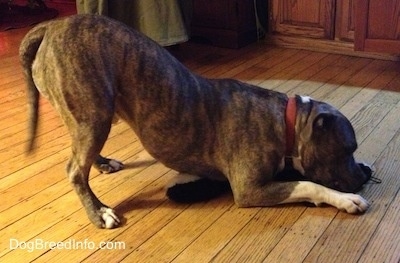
[
  {"x1": 101, "y1": 207, "x2": 120, "y2": 229},
  {"x1": 165, "y1": 173, "x2": 202, "y2": 189},
  {"x1": 335, "y1": 193, "x2": 370, "y2": 213},
  {"x1": 108, "y1": 159, "x2": 124, "y2": 172},
  {"x1": 96, "y1": 158, "x2": 124, "y2": 174}
]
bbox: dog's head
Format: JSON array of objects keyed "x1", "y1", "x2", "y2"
[{"x1": 297, "y1": 100, "x2": 372, "y2": 193}]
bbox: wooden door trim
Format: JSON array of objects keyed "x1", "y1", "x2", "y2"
[{"x1": 354, "y1": 0, "x2": 368, "y2": 51}]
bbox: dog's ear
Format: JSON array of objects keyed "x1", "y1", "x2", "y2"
[
  {"x1": 313, "y1": 113, "x2": 337, "y2": 131},
  {"x1": 300, "y1": 112, "x2": 337, "y2": 142}
]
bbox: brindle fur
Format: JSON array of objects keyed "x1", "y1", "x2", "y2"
[{"x1": 20, "y1": 15, "x2": 371, "y2": 229}]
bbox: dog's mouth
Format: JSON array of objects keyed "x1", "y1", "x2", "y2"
[{"x1": 347, "y1": 163, "x2": 382, "y2": 193}]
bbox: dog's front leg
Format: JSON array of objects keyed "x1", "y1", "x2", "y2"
[
  {"x1": 232, "y1": 180, "x2": 369, "y2": 213},
  {"x1": 281, "y1": 181, "x2": 370, "y2": 213}
]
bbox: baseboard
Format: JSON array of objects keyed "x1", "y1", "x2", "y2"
[{"x1": 265, "y1": 35, "x2": 400, "y2": 61}]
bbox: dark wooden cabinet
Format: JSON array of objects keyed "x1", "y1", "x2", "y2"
[
  {"x1": 269, "y1": 0, "x2": 400, "y2": 56},
  {"x1": 354, "y1": 0, "x2": 400, "y2": 53},
  {"x1": 191, "y1": 0, "x2": 258, "y2": 48},
  {"x1": 192, "y1": 0, "x2": 400, "y2": 54}
]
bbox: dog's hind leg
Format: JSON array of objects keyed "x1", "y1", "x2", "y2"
[
  {"x1": 65, "y1": 115, "x2": 120, "y2": 229},
  {"x1": 93, "y1": 115, "x2": 123, "y2": 173}
]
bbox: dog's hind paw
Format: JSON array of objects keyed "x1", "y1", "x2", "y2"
[
  {"x1": 100, "y1": 207, "x2": 120, "y2": 229},
  {"x1": 94, "y1": 156, "x2": 124, "y2": 174}
]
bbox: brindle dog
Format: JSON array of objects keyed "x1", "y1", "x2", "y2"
[{"x1": 20, "y1": 15, "x2": 372, "y2": 229}]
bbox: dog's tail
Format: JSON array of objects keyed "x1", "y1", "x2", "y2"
[{"x1": 19, "y1": 23, "x2": 48, "y2": 153}]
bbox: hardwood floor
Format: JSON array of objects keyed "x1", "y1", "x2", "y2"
[{"x1": 1, "y1": 21, "x2": 400, "y2": 262}]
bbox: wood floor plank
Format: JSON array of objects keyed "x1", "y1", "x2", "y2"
[
  {"x1": 322, "y1": 60, "x2": 390, "y2": 109},
  {"x1": 287, "y1": 56, "x2": 364, "y2": 97},
  {"x1": 258, "y1": 52, "x2": 330, "y2": 90},
  {"x1": 3, "y1": 160, "x2": 172, "y2": 263},
  {"x1": 216, "y1": 47, "x2": 286, "y2": 79},
  {"x1": 310, "y1": 58, "x2": 372, "y2": 101},
  {"x1": 358, "y1": 181, "x2": 400, "y2": 263},
  {"x1": 1, "y1": 100, "x2": 55, "y2": 135},
  {"x1": 272, "y1": 53, "x2": 342, "y2": 94},
  {"x1": 119, "y1": 198, "x2": 233, "y2": 262},
  {"x1": 0, "y1": 124, "x2": 133, "y2": 213},
  {"x1": 209, "y1": 206, "x2": 305, "y2": 262},
  {"x1": 170, "y1": 43, "x2": 238, "y2": 74},
  {"x1": 171, "y1": 206, "x2": 259, "y2": 262},
  {"x1": 234, "y1": 49, "x2": 304, "y2": 84},
  {"x1": 262, "y1": 208, "x2": 337, "y2": 263},
  {"x1": 0, "y1": 78, "x2": 25, "y2": 102},
  {"x1": 354, "y1": 93, "x2": 400, "y2": 165},
  {"x1": 0, "y1": 68, "x2": 23, "y2": 86},
  {"x1": 202, "y1": 44, "x2": 278, "y2": 78},
  {"x1": 83, "y1": 174, "x2": 190, "y2": 263},
  {"x1": 0, "y1": 92, "x2": 28, "y2": 118},
  {"x1": 0, "y1": 113, "x2": 59, "y2": 151},
  {"x1": 0, "y1": 146, "x2": 155, "y2": 258},
  {"x1": 340, "y1": 66, "x2": 400, "y2": 121},
  {"x1": 352, "y1": 90, "x2": 400, "y2": 143}
]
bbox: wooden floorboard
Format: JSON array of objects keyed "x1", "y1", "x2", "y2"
[{"x1": 1, "y1": 18, "x2": 399, "y2": 263}]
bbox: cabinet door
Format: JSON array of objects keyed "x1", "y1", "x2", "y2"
[
  {"x1": 336, "y1": 0, "x2": 355, "y2": 41},
  {"x1": 354, "y1": 0, "x2": 400, "y2": 53},
  {"x1": 271, "y1": 0, "x2": 336, "y2": 39}
]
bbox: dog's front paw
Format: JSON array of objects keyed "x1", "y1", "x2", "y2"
[
  {"x1": 100, "y1": 207, "x2": 120, "y2": 229},
  {"x1": 335, "y1": 193, "x2": 370, "y2": 213},
  {"x1": 94, "y1": 156, "x2": 124, "y2": 173}
]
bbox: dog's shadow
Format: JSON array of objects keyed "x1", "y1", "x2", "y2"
[
  {"x1": 110, "y1": 159, "x2": 182, "y2": 223},
  {"x1": 113, "y1": 186, "x2": 194, "y2": 227},
  {"x1": 120, "y1": 160, "x2": 157, "y2": 170},
  {"x1": 115, "y1": 187, "x2": 169, "y2": 212}
]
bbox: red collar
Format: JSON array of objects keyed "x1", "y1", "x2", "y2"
[{"x1": 285, "y1": 97, "x2": 297, "y2": 156}]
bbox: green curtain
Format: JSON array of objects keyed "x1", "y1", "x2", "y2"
[{"x1": 76, "y1": 0, "x2": 189, "y2": 46}]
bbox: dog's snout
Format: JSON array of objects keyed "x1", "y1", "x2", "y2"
[{"x1": 339, "y1": 162, "x2": 374, "y2": 193}]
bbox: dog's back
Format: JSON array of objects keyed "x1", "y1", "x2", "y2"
[{"x1": 20, "y1": 15, "x2": 202, "y2": 155}]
